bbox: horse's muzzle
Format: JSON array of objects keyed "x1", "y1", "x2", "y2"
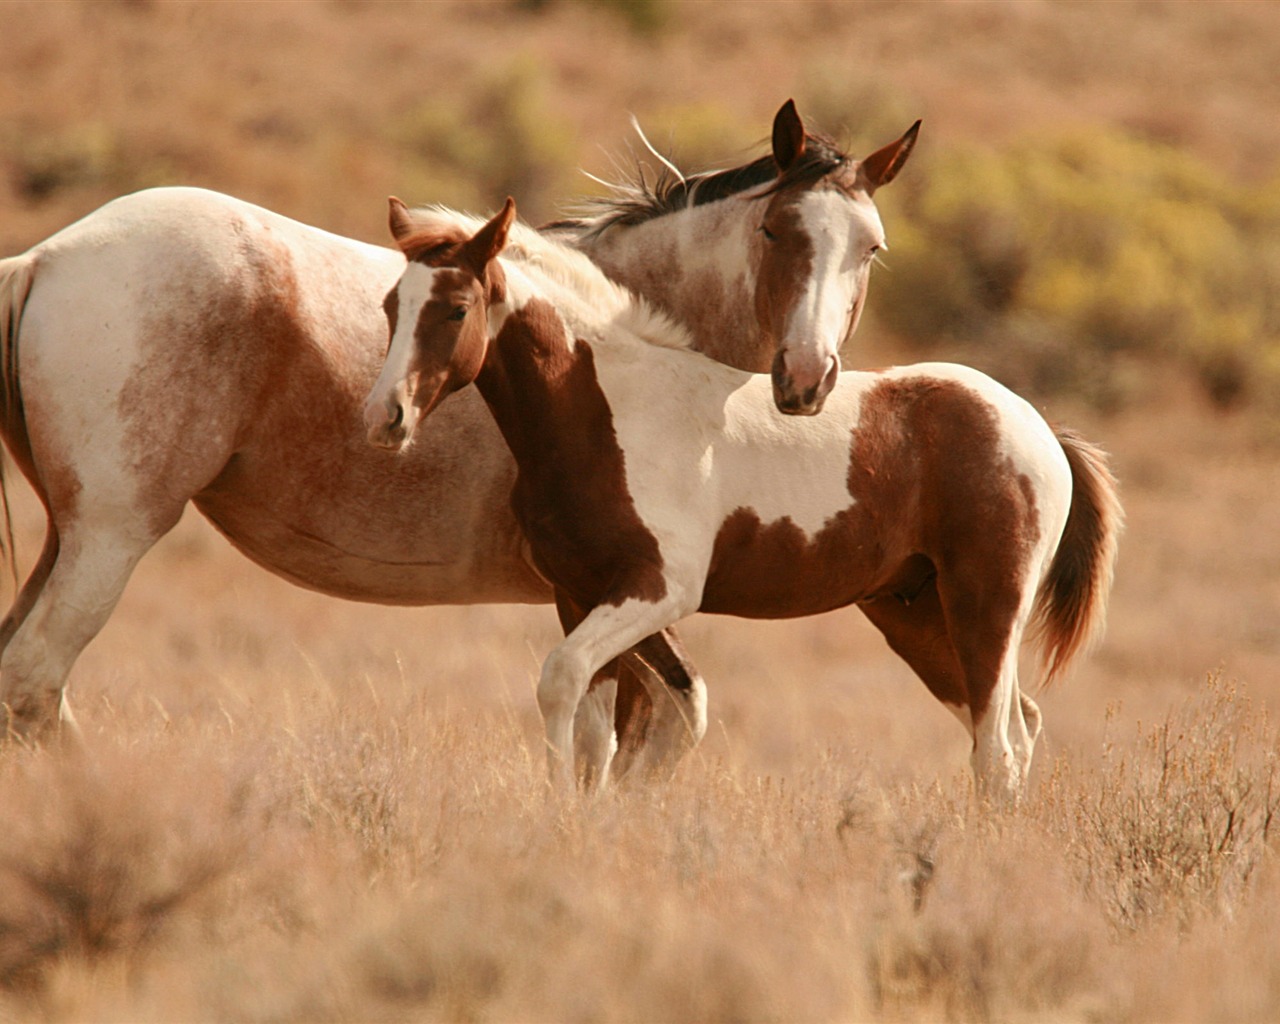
[
  {"x1": 771, "y1": 350, "x2": 840, "y2": 416},
  {"x1": 364, "y1": 394, "x2": 411, "y2": 450}
]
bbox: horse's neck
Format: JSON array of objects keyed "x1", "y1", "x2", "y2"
[
  {"x1": 574, "y1": 201, "x2": 770, "y2": 373},
  {"x1": 474, "y1": 284, "x2": 611, "y2": 487}
]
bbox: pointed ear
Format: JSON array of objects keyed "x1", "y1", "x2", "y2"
[
  {"x1": 858, "y1": 120, "x2": 921, "y2": 193},
  {"x1": 388, "y1": 196, "x2": 416, "y2": 249},
  {"x1": 771, "y1": 98, "x2": 806, "y2": 172},
  {"x1": 462, "y1": 197, "x2": 516, "y2": 273}
]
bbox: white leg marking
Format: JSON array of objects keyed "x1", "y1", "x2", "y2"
[
  {"x1": 537, "y1": 597, "x2": 689, "y2": 790},
  {"x1": 970, "y1": 637, "x2": 1031, "y2": 805},
  {"x1": 573, "y1": 674, "x2": 618, "y2": 790}
]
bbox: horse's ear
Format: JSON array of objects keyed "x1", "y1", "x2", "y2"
[
  {"x1": 772, "y1": 98, "x2": 807, "y2": 172},
  {"x1": 463, "y1": 197, "x2": 516, "y2": 272},
  {"x1": 388, "y1": 196, "x2": 416, "y2": 248},
  {"x1": 858, "y1": 120, "x2": 921, "y2": 193}
]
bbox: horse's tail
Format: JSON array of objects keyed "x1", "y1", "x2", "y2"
[
  {"x1": 1030, "y1": 427, "x2": 1123, "y2": 687},
  {"x1": 0, "y1": 255, "x2": 38, "y2": 594}
]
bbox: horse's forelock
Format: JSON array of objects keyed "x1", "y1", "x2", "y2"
[{"x1": 399, "y1": 225, "x2": 469, "y2": 265}]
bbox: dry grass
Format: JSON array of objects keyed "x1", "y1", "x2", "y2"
[
  {"x1": 1, "y1": 2, "x2": 1279, "y2": 1020},
  {"x1": 0, "y1": 668, "x2": 1274, "y2": 1021}
]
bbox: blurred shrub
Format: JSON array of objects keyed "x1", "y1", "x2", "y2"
[
  {"x1": 583, "y1": 0, "x2": 672, "y2": 37},
  {"x1": 798, "y1": 69, "x2": 923, "y2": 155},
  {"x1": 516, "y1": 0, "x2": 674, "y2": 38},
  {"x1": 4, "y1": 123, "x2": 175, "y2": 202},
  {"x1": 1044, "y1": 675, "x2": 1278, "y2": 930},
  {"x1": 628, "y1": 100, "x2": 758, "y2": 177},
  {"x1": 874, "y1": 129, "x2": 1280, "y2": 410},
  {"x1": 390, "y1": 56, "x2": 576, "y2": 223}
]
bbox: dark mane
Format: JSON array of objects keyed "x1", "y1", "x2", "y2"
[{"x1": 557, "y1": 132, "x2": 853, "y2": 238}]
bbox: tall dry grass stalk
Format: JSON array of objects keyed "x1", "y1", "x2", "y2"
[{"x1": 0, "y1": 674, "x2": 1275, "y2": 1021}]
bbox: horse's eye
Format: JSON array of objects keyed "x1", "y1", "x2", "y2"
[
  {"x1": 447, "y1": 305, "x2": 468, "y2": 322},
  {"x1": 759, "y1": 224, "x2": 777, "y2": 242}
]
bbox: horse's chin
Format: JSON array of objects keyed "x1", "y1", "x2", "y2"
[
  {"x1": 366, "y1": 408, "x2": 419, "y2": 451},
  {"x1": 776, "y1": 399, "x2": 827, "y2": 417},
  {"x1": 770, "y1": 350, "x2": 839, "y2": 416},
  {"x1": 367, "y1": 427, "x2": 410, "y2": 452}
]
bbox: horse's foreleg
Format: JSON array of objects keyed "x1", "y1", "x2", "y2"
[
  {"x1": 614, "y1": 628, "x2": 707, "y2": 781},
  {"x1": 611, "y1": 660, "x2": 654, "y2": 778},
  {"x1": 573, "y1": 672, "x2": 618, "y2": 789},
  {"x1": 554, "y1": 593, "x2": 621, "y2": 789},
  {"x1": 539, "y1": 596, "x2": 687, "y2": 790}
]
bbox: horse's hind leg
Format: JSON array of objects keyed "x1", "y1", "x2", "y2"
[
  {"x1": 936, "y1": 579, "x2": 1037, "y2": 804},
  {"x1": 1, "y1": 512, "x2": 177, "y2": 742},
  {"x1": 861, "y1": 574, "x2": 1038, "y2": 802},
  {"x1": 0, "y1": 522, "x2": 59, "y2": 654},
  {"x1": 859, "y1": 579, "x2": 972, "y2": 733}
]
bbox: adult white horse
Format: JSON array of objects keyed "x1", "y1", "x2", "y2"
[
  {"x1": 363, "y1": 199, "x2": 1121, "y2": 800},
  {"x1": 0, "y1": 101, "x2": 918, "y2": 749}
]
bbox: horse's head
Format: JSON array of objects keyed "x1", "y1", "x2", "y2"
[
  {"x1": 363, "y1": 197, "x2": 514, "y2": 451},
  {"x1": 754, "y1": 101, "x2": 919, "y2": 415},
  {"x1": 559, "y1": 101, "x2": 919, "y2": 416}
]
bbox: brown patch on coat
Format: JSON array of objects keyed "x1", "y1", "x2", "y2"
[
  {"x1": 753, "y1": 200, "x2": 815, "y2": 351},
  {"x1": 118, "y1": 226, "x2": 317, "y2": 540},
  {"x1": 475, "y1": 298, "x2": 666, "y2": 610},
  {"x1": 703, "y1": 375, "x2": 1041, "y2": 720}
]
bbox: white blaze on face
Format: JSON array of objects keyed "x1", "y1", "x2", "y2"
[
  {"x1": 363, "y1": 262, "x2": 437, "y2": 445},
  {"x1": 783, "y1": 190, "x2": 885, "y2": 377}
]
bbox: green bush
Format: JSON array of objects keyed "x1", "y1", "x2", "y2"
[{"x1": 874, "y1": 129, "x2": 1280, "y2": 410}]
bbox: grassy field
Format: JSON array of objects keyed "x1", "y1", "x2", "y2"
[{"x1": 1, "y1": 2, "x2": 1278, "y2": 1020}]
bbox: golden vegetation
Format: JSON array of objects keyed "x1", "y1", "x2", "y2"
[
  {"x1": 0, "y1": 676, "x2": 1276, "y2": 1021},
  {"x1": 1, "y1": 1, "x2": 1279, "y2": 1020}
]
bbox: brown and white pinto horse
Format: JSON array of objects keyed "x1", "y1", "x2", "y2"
[
  {"x1": 364, "y1": 200, "x2": 1122, "y2": 800},
  {"x1": 0, "y1": 101, "x2": 915, "y2": 749}
]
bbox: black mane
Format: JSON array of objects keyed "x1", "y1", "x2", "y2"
[{"x1": 550, "y1": 132, "x2": 852, "y2": 239}]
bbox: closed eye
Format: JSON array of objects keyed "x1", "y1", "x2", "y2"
[{"x1": 446, "y1": 305, "x2": 468, "y2": 322}]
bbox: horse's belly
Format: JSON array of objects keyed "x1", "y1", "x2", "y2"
[
  {"x1": 193, "y1": 497, "x2": 550, "y2": 606},
  {"x1": 193, "y1": 393, "x2": 551, "y2": 607}
]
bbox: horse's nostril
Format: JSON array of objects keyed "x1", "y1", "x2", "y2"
[{"x1": 388, "y1": 402, "x2": 404, "y2": 433}]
